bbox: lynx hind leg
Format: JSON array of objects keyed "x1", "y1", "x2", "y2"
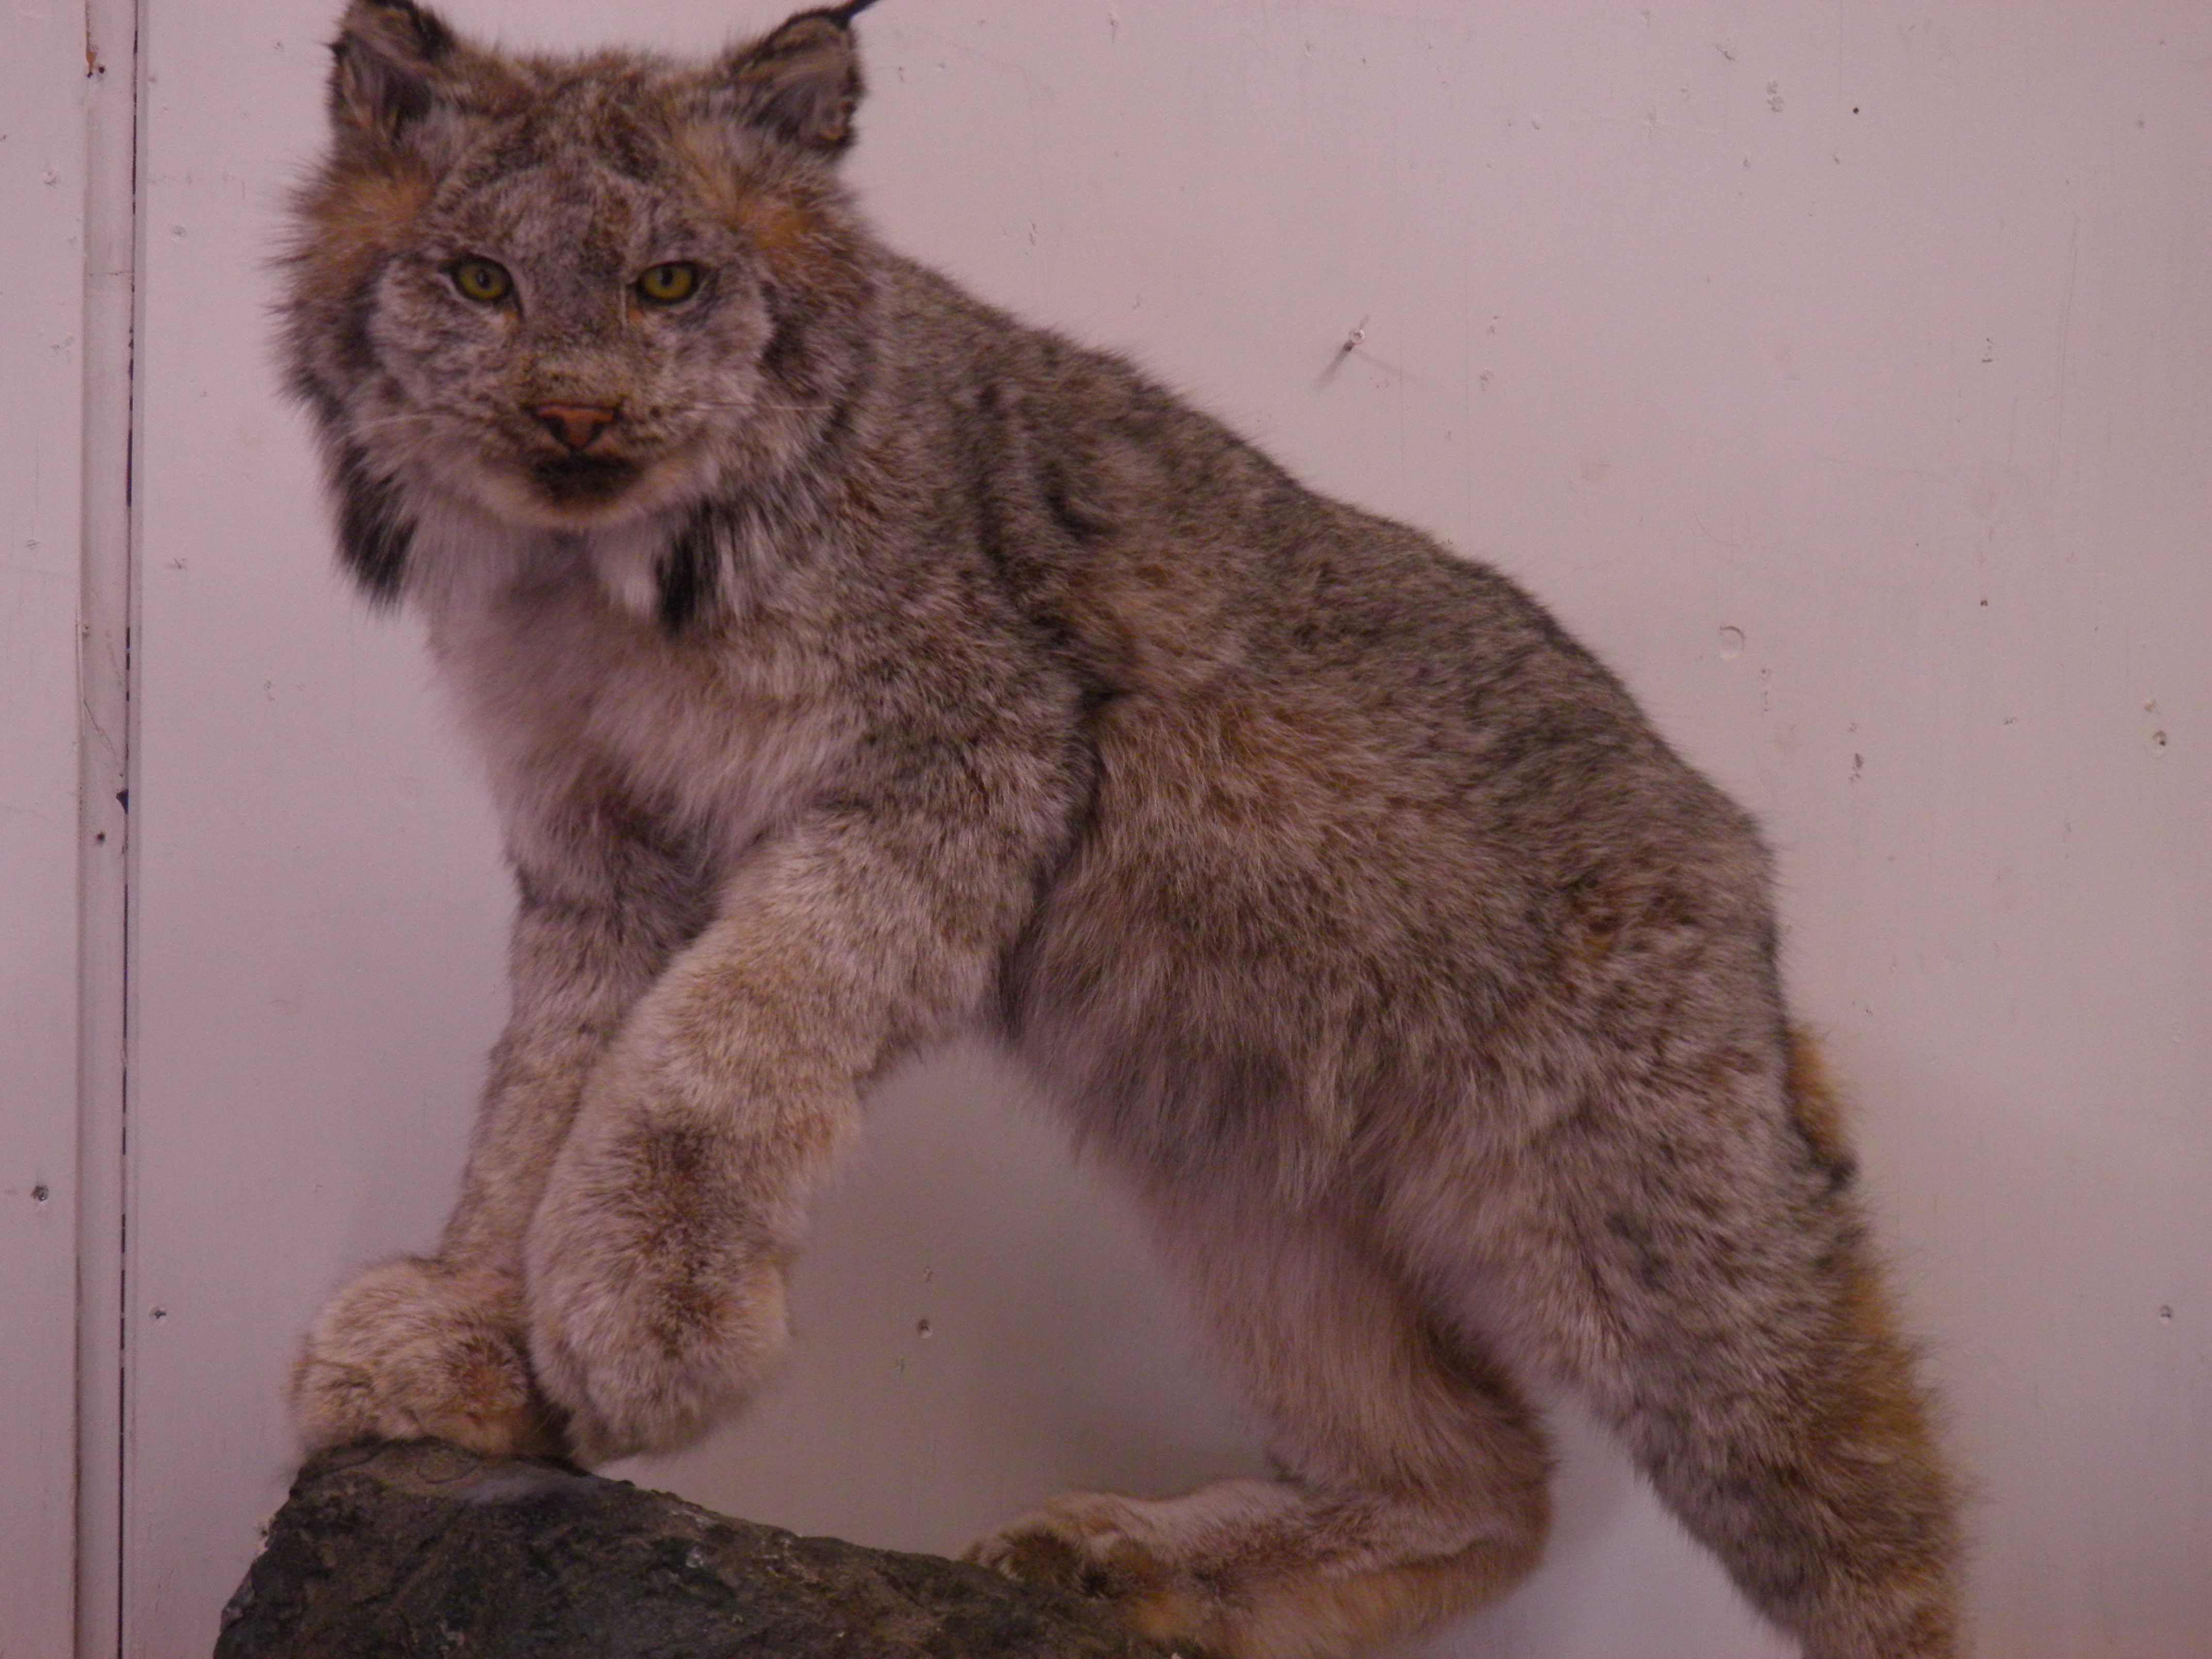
[
  {"x1": 290, "y1": 1257, "x2": 565, "y2": 1458},
  {"x1": 1501, "y1": 1039, "x2": 1961, "y2": 1659},
  {"x1": 971, "y1": 1203, "x2": 1551, "y2": 1659}
]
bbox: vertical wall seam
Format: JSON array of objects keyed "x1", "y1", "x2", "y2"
[{"x1": 75, "y1": 0, "x2": 140, "y2": 1651}]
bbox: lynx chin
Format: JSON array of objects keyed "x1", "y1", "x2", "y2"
[{"x1": 279, "y1": 4, "x2": 1961, "y2": 1655}]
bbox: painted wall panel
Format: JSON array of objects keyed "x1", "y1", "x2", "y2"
[
  {"x1": 0, "y1": 0, "x2": 94, "y2": 1650},
  {"x1": 122, "y1": 5, "x2": 2208, "y2": 1656}
]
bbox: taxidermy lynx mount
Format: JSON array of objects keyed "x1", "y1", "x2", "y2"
[{"x1": 281, "y1": 2, "x2": 1960, "y2": 1654}]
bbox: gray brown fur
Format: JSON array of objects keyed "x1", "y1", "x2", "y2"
[{"x1": 278, "y1": 5, "x2": 1961, "y2": 1655}]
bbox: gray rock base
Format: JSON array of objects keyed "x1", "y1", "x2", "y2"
[{"x1": 215, "y1": 1439, "x2": 1175, "y2": 1658}]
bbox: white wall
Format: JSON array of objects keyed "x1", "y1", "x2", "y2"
[
  {"x1": 1, "y1": 2, "x2": 96, "y2": 1653},
  {"x1": 86, "y1": 2, "x2": 2212, "y2": 1656}
]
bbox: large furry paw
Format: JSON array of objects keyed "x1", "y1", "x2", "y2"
[
  {"x1": 523, "y1": 1180, "x2": 792, "y2": 1465},
  {"x1": 968, "y1": 1484, "x2": 1297, "y2": 1658},
  {"x1": 291, "y1": 1257, "x2": 566, "y2": 1458},
  {"x1": 970, "y1": 1491, "x2": 1178, "y2": 1601}
]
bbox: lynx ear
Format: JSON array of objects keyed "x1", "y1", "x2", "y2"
[
  {"x1": 328, "y1": 0, "x2": 465, "y2": 144},
  {"x1": 710, "y1": 3, "x2": 880, "y2": 156}
]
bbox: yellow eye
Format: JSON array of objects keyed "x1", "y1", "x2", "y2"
[
  {"x1": 449, "y1": 258, "x2": 513, "y2": 304},
  {"x1": 636, "y1": 262, "x2": 701, "y2": 305}
]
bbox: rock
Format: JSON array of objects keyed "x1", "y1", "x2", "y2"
[{"x1": 214, "y1": 1439, "x2": 1175, "y2": 1658}]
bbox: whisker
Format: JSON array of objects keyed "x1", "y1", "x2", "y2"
[
  {"x1": 336, "y1": 412, "x2": 438, "y2": 438},
  {"x1": 659, "y1": 401, "x2": 821, "y2": 416}
]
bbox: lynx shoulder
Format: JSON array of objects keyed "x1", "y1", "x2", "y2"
[{"x1": 280, "y1": 5, "x2": 1959, "y2": 1655}]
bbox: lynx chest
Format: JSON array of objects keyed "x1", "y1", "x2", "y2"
[{"x1": 426, "y1": 547, "x2": 855, "y2": 865}]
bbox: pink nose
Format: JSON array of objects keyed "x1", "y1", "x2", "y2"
[{"x1": 532, "y1": 402, "x2": 619, "y2": 451}]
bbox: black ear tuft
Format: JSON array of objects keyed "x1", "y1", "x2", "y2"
[
  {"x1": 712, "y1": 6, "x2": 876, "y2": 156},
  {"x1": 329, "y1": 0, "x2": 462, "y2": 144}
]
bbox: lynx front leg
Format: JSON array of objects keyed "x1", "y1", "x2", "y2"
[
  {"x1": 971, "y1": 1199, "x2": 1552, "y2": 1659},
  {"x1": 291, "y1": 811, "x2": 708, "y2": 1458},
  {"x1": 523, "y1": 771, "x2": 1071, "y2": 1463}
]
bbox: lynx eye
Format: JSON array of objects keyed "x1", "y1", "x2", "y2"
[
  {"x1": 448, "y1": 258, "x2": 513, "y2": 304},
  {"x1": 635, "y1": 262, "x2": 702, "y2": 305}
]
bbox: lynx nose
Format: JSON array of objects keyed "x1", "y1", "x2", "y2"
[{"x1": 532, "y1": 402, "x2": 620, "y2": 451}]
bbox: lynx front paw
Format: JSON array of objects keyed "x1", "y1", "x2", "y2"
[
  {"x1": 291, "y1": 1258, "x2": 565, "y2": 1458},
  {"x1": 524, "y1": 1184, "x2": 793, "y2": 1465}
]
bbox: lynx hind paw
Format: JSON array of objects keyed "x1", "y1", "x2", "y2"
[
  {"x1": 970, "y1": 1497, "x2": 1164, "y2": 1596},
  {"x1": 967, "y1": 1492, "x2": 1233, "y2": 1655},
  {"x1": 291, "y1": 1257, "x2": 564, "y2": 1460}
]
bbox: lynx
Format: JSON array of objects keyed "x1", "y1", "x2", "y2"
[{"x1": 279, "y1": 3, "x2": 1960, "y2": 1654}]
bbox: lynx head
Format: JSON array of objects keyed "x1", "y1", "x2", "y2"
[{"x1": 281, "y1": 0, "x2": 882, "y2": 599}]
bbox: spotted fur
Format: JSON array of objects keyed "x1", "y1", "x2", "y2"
[{"x1": 279, "y1": 5, "x2": 1961, "y2": 1655}]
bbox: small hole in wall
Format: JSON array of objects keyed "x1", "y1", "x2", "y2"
[
  {"x1": 2159, "y1": 1306, "x2": 2174, "y2": 1322},
  {"x1": 31, "y1": 1184, "x2": 50, "y2": 1202},
  {"x1": 915, "y1": 1318, "x2": 934, "y2": 1339}
]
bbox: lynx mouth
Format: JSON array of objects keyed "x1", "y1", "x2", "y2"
[{"x1": 530, "y1": 452, "x2": 642, "y2": 506}]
